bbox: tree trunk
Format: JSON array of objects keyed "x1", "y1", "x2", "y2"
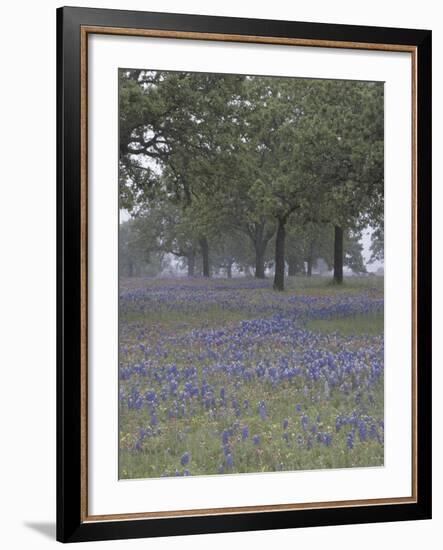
[
  {"x1": 252, "y1": 224, "x2": 267, "y2": 279},
  {"x1": 287, "y1": 257, "x2": 297, "y2": 277},
  {"x1": 333, "y1": 225, "x2": 344, "y2": 284},
  {"x1": 226, "y1": 261, "x2": 232, "y2": 279},
  {"x1": 273, "y1": 218, "x2": 286, "y2": 291},
  {"x1": 187, "y1": 250, "x2": 195, "y2": 277},
  {"x1": 199, "y1": 237, "x2": 210, "y2": 278},
  {"x1": 255, "y1": 246, "x2": 266, "y2": 279},
  {"x1": 307, "y1": 257, "x2": 313, "y2": 277}
]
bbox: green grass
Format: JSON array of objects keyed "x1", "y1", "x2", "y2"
[
  {"x1": 306, "y1": 312, "x2": 384, "y2": 336},
  {"x1": 121, "y1": 307, "x2": 257, "y2": 330},
  {"x1": 285, "y1": 275, "x2": 384, "y2": 296},
  {"x1": 119, "y1": 377, "x2": 384, "y2": 478},
  {"x1": 119, "y1": 276, "x2": 384, "y2": 478}
]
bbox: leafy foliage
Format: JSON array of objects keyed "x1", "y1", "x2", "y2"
[{"x1": 119, "y1": 70, "x2": 383, "y2": 286}]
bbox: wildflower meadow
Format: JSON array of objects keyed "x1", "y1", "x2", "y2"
[{"x1": 119, "y1": 277, "x2": 384, "y2": 479}]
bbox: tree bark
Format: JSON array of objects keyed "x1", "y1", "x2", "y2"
[
  {"x1": 333, "y1": 225, "x2": 344, "y2": 284},
  {"x1": 255, "y1": 245, "x2": 266, "y2": 279},
  {"x1": 187, "y1": 249, "x2": 195, "y2": 277},
  {"x1": 226, "y1": 261, "x2": 232, "y2": 279},
  {"x1": 307, "y1": 257, "x2": 313, "y2": 277},
  {"x1": 251, "y1": 223, "x2": 268, "y2": 279},
  {"x1": 199, "y1": 237, "x2": 210, "y2": 278},
  {"x1": 287, "y1": 257, "x2": 297, "y2": 277},
  {"x1": 273, "y1": 218, "x2": 286, "y2": 291}
]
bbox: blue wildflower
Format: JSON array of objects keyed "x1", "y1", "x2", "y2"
[
  {"x1": 335, "y1": 415, "x2": 342, "y2": 432},
  {"x1": 258, "y1": 401, "x2": 267, "y2": 421},
  {"x1": 346, "y1": 432, "x2": 354, "y2": 450},
  {"x1": 180, "y1": 452, "x2": 190, "y2": 466},
  {"x1": 222, "y1": 430, "x2": 229, "y2": 445},
  {"x1": 226, "y1": 454, "x2": 233, "y2": 470}
]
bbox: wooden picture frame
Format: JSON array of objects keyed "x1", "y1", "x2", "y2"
[{"x1": 57, "y1": 6, "x2": 432, "y2": 543}]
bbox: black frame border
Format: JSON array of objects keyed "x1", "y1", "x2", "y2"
[{"x1": 57, "y1": 6, "x2": 432, "y2": 543}]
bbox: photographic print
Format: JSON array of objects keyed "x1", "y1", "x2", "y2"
[
  {"x1": 57, "y1": 8, "x2": 431, "y2": 542},
  {"x1": 118, "y1": 69, "x2": 384, "y2": 480}
]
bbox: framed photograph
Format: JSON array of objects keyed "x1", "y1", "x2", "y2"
[{"x1": 57, "y1": 6, "x2": 432, "y2": 543}]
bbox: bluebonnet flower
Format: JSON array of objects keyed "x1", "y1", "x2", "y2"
[
  {"x1": 180, "y1": 452, "x2": 190, "y2": 466},
  {"x1": 346, "y1": 432, "x2": 354, "y2": 450},
  {"x1": 258, "y1": 401, "x2": 267, "y2": 421},
  {"x1": 335, "y1": 415, "x2": 342, "y2": 432},
  {"x1": 226, "y1": 454, "x2": 233, "y2": 469},
  {"x1": 119, "y1": 278, "x2": 385, "y2": 478}
]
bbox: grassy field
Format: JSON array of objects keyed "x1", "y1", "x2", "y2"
[
  {"x1": 306, "y1": 313, "x2": 384, "y2": 336},
  {"x1": 119, "y1": 276, "x2": 384, "y2": 479}
]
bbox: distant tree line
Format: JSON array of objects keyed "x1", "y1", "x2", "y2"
[{"x1": 119, "y1": 70, "x2": 383, "y2": 290}]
